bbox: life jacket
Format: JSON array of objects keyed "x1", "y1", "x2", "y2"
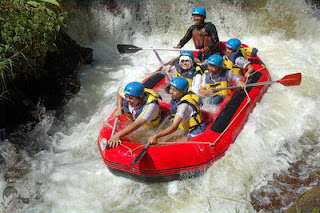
[
  {"x1": 123, "y1": 88, "x2": 162, "y2": 126},
  {"x1": 224, "y1": 47, "x2": 258, "y2": 75},
  {"x1": 203, "y1": 67, "x2": 231, "y2": 97},
  {"x1": 170, "y1": 92, "x2": 203, "y2": 132},
  {"x1": 175, "y1": 65, "x2": 203, "y2": 88},
  {"x1": 192, "y1": 27, "x2": 212, "y2": 49}
]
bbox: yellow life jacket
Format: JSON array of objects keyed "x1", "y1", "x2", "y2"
[
  {"x1": 203, "y1": 69, "x2": 231, "y2": 97},
  {"x1": 175, "y1": 65, "x2": 203, "y2": 89},
  {"x1": 224, "y1": 47, "x2": 257, "y2": 75},
  {"x1": 123, "y1": 88, "x2": 162, "y2": 126},
  {"x1": 171, "y1": 92, "x2": 203, "y2": 132}
]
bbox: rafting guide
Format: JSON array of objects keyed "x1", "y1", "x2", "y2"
[{"x1": 175, "y1": 7, "x2": 220, "y2": 62}]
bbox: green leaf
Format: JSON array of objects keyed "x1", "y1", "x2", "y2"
[
  {"x1": 58, "y1": 16, "x2": 64, "y2": 22},
  {"x1": 40, "y1": 0, "x2": 60, "y2": 7},
  {"x1": 27, "y1": 1, "x2": 40, "y2": 7},
  {"x1": 55, "y1": 24, "x2": 60, "y2": 32},
  {"x1": 45, "y1": 7, "x2": 55, "y2": 16},
  {"x1": 0, "y1": 0, "x2": 67, "y2": 85}
]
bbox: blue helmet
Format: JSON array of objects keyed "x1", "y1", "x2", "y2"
[
  {"x1": 192, "y1": 7, "x2": 206, "y2": 17},
  {"x1": 226, "y1": 38, "x2": 241, "y2": 50},
  {"x1": 180, "y1": 50, "x2": 194, "y2": 58},
  {"x1": 170, "y1": 77, "x2": 189, "y2": 93},
  {"x1": 207, "y1": 54, "x2": 224, "y2": 67},
  {"x1": 124, "y1": 82, "x2": 144, "y2": 97}
]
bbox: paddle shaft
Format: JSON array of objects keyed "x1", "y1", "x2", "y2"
[
  {"x1": 142, "y1": 47, "x2": 199, "y2": 52},
  {"x1": 153, "y1": 50, "x2": 172, "y2": 80},
  {"x1": 105, "y1": 117, "x2": 119, "y2": 149},
  {"x1": 111, "y1": 117, "x2": 119, "y2": 137},
  {"x1": 216, "y1": 81, "x2": 276, "y2": 91},
  {"x1": 131, "y1": 141, "x2": 152, "y2": 165},
  {"x1": 155, "y1": 115, "x2": 172, "y2": 132},
  {"x1": 117, "y1": 44, "x2": 199, "y2": 53},
  {"x1": 153, "y1": 50, "x2": 164, "y2": 65},
  {"x1": 131, "y1": 115, "x2": 172, "y2": 166}
]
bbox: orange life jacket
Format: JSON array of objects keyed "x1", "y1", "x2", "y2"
[{"x1": 192, "y1": 28, "x2": 212, "y2": 49}]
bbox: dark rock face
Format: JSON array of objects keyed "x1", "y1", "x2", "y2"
[
  {"x1": 0, "y1": 32, "x2": 92, "y2": 139},
  {"x1": 43, "y1": 31, "x2": 92, "y2": 109},
  {"x1": 306, "y1": 0, "x2": 320, "y2": 8}
]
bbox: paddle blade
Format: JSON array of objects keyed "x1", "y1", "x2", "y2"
[
  {"x1": 117, "y1": 44, "x2": 141, "y2": 53},
  {"x1": 277, "y1": 73, "x2": 302, "y2": 86},
  {"x1": 131, "y1": 148, "x2": 147, "y2": 166}
]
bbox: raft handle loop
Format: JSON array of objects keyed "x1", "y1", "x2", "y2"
[{"x1": 120, "y1": 144, "x2": 145, "y2": 155}]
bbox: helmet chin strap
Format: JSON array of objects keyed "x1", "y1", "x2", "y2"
[
  {"x1": 178, "y1": 92, "x2": 186, "y2": 100},
  {"x1": 128, "y1": 96, "x2": 144, "y2": 108},
  {"x1": 137, "y1": 96, "x2": 144, "y2": 106}
]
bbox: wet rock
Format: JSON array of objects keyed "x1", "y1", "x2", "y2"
[
  {"x1": 306, "y1": 0, "x2": 320, "y2": 8},
  {"x1": 0, "y1": 153, "x2": 7, "y2": 180},
  {"x1": 0, "y1": 31, "x2": 93, "y2": 141},
  {"x1": 0, "y1": 128, "x2": 5, "y2": 140},
  {"x1": 251, "y1": 159, "x2": 320, "y2": 211},
  {"x1": 285, "y1": 184, "x2": 320, "y2": 213}
]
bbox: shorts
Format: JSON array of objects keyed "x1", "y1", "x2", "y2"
[
  {"x1": 188, "y1": 123, "x2": 206, "y2": 137},
  {"x1": 209, "y1": 95, "x2": 224, "y2": 105}
]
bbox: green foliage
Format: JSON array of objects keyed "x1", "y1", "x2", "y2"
[
  {"x1": 0, "y1": 0, "x2": 67, "y2": 91},
  {"x1": 0, "y1": 90, "x2": 11, "y2": 102}
]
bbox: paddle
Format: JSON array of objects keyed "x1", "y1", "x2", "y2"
[
  {"x1": 111, "y1": 117, "x2": 119, "y2": 137},
  {"x1": 153, "y1": 50, "x2": 164, "y2": 66},
  {"x1": 117, "y1": 44, "x2": 199, "y2": 54},
  {"x1": 106, "y1": 116, "x2": 119, "y2": 149},
  {"x1": 153, "y1": 50, "x2": 172, "y2": 80},
  {"x1": 216, "y1": 73, "x2": 302, "y2": 91},
  {"x1": 130, "y1": 115, "x2": 172, "y2": 166}
]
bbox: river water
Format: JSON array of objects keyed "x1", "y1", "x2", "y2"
[{"x1": 1, "y1": 0, "x2": 320, "y2": 212}]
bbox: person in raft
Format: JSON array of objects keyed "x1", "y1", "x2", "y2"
[
  {"x1": 148, "y1": 77, "x2": 205, "y2": 144},
  {"x1": 199, "y1": 54, "x2": 246, "y2": 105},
  {"x1": 164, "y1": 51, "x2": 203, "y2": 95},
  {"x1": 108, "y1": 82, "x2": 162, "y2": 148},
  {"x1": 223, "y1": 38, "x2": 258, "y2": 77},
  {"x1": 175, "y1": 7, "x2": 220, "y2": 62}
]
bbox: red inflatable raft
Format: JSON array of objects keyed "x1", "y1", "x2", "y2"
[{"x1": 97, "y1": 44, "x2": 271, "y2": 183}]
